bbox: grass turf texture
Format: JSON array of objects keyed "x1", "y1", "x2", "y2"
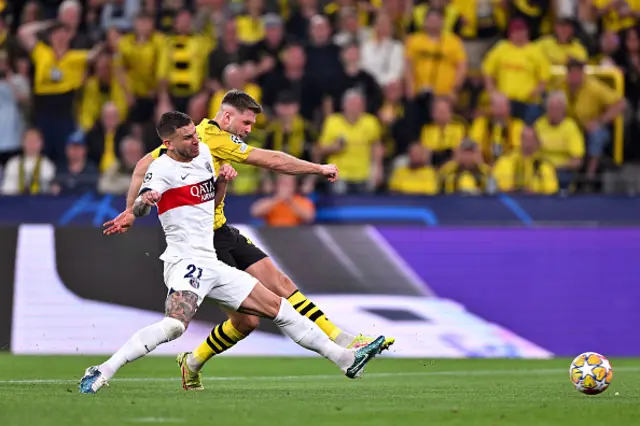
[{"x1": 0, "y1": 355, "x2": 639, "y2": 426}]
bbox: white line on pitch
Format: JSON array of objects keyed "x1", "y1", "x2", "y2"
[{"x1": 1, "y1": 366, "x2": 639, "y2": 385}]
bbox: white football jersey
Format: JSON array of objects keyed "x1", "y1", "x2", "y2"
[{"x1": 139, "y1": 143, "x2": 217, "y2": 263}]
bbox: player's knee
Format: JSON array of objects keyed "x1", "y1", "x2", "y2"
[
  {"x1": 232, "y1": 315, "x2": 260, "y2": 335},
  {"x1": 160, "y1": 317, "x2": 186, "y2": 341}
]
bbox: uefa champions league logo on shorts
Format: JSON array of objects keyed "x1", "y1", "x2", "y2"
[{"x1": 189, "y1": 277, "x2": 200, "y2": 289}]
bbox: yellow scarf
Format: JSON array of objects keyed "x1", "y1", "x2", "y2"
[
  {"x1": 100, "y1": 131, "x2": 117, "y2": 173},
  {"x1": 18, "y1": 156, "x2": 42, "y2": 195}
]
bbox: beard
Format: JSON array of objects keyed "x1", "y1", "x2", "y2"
[{"x1": 175, "y1": 145, "x2": 198, "y2": 160}]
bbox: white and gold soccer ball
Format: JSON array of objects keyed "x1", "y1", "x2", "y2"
[{"x1": 569, "y1": 352, "x2": 613, "y2": 395}]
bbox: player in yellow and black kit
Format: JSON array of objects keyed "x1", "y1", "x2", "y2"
[{"x1": 103, "y1": 89, "x2": 395, "y2": 390}]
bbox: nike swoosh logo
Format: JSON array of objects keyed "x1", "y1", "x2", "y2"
[{"x1": 181, "y1": 174, "x2": 190, "y2": 180}]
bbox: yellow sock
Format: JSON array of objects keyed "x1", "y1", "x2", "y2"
[
  {"x1": 287, "y1": 290, "x2": 343, "y2": 341},
  {"x1": 193, "y1": 320, "x2": 246, "y2": 363}
]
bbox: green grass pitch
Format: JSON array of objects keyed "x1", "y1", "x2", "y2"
[{"x1": 1, "y1": 355, "x2": 639, "y2": 426}]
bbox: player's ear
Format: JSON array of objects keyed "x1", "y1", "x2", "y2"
[{"x1": 162, "y1": 139, "x2": 171, "y2": 149}]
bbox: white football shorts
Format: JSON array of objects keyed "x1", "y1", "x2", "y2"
[{"x1": 163, "y1": 258, "x2": 258, "y2": 311}]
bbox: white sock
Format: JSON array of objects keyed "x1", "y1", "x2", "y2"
[
  {"x1": 99, "y1": 317, "x2": 185, "y2": 380},
  {"x1": 273, "y1": 298, "x2": 355, "y2": 371}
]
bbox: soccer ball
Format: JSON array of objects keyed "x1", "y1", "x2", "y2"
[{"x1": 569, "y1": 352, "x2": 613, "y2": 395}]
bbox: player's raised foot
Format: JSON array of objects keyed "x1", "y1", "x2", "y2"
[
  {"x1": 176, "y1": 352, "x2": 204, "y2": 391},
  {"x1": 78, "y1": 366, "x2": 109, "y2": 394},
  {"x1": 345, "y1": 335, "x2": 386, "y2": 379},
  {"x1": 348, "y1": 334, "x2": 395, "y2": 352}
]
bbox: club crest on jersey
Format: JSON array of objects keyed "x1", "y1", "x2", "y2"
[
  {"x1": 205, "y1": 161, "x2": 212, "y2": 173},
  {"x1": 189, "y1": 277, "x2": 200, "y2": 289}
]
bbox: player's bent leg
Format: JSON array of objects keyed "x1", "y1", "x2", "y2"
[
  {"x1": 247, "y1": 257, "x2": 395, "y2": 351},
  {"x1": 226, "y1": 310, "x2": 261, "y2": 335},
  {"x1": 182, "y1": 311, "x2": 257, "y2": 387},
  {"x1": 80, "y1": 291, "x2": 197, "y2": 394},
  {"x1": 246, "y1": 258, "x2": 350, "y2": 342},
  {"x1": 239, "y1": 281, "x2": 386, "y2": 379},
  {"x1": 191, "y1": 312, "x2": 257, "y2": 366}
]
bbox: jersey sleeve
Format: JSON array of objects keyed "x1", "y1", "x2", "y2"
[
  {"x1": 139, "y1": 160, "x2": 172, "y2": 195},
  {"x1": 207, "y1": 133, "x2": 255, "y2": 163}
]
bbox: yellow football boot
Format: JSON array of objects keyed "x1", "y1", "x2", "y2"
[
  {"x1": 347, "y1": 334, "x2": 395, "y2": 352},
  {"x1": 176, "y1": 352, "x2": 204, "y2": 391}
]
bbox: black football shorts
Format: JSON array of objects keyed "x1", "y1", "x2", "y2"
[{"x1": 214, "y1": 224, "x2": 268, "y2": 271}]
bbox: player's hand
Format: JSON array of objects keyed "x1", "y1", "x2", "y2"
[
  {"x1": 141, "y1": 190, "x2": 161, "y2": 205},
  {"x1": 103, "y1": 210, "x2": 136, "y2": 235},
  {"x1": 320, "y1": 164, "x2": 339, "y2": 182},
  {"x1": 218, "y1": 163, "x2": 238, "y2": 181}
]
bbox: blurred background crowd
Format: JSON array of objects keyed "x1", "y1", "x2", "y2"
[{"x1": 0, "y1": 0, "x2": 639, "y2": 198}]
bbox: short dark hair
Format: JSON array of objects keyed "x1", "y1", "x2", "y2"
[
  {"x1": 285, "y1": 41, "x2": 304, "y2": 51},
  {"x1": 156, "y1": 111, "x2": 192, "y2": 139},
  {"x1": 221, "y1": 89, "x2": 263, "y2": 114},
  {"x1": 567, "y1": 57, "x2": 585, "y2": 70}
]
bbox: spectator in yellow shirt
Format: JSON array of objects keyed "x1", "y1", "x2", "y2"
[
  {"x1": 563, "y1": 59, "x2": 626, "y2": 182},
  {"x1": 157, "y1": 9, "x2": 212, "y2": 114},
  {"x1": 18, "y1": 19, "x2": 101, "y2": 164},
  {"x1": 78, "y1": 52, "x2": 130, "y2": 132},
  {"x1": 440, "y1": 139, "x2": 491, "y2": 195},
  {"x1": 534, "y1": 91, "x2": 585, "y2": 189},
  {"x1": 318, "y1": 88, "x2": 384, "y2": 193},
  {"x1": 116, "y1": 12, "x2": 164, "y2": 124},
  {"x1": 493, "y1": 126, "x2": 559, "y2": 195},
  {"x1": 593, "y1": 0, "x2": 640, "y2": 33},
  {"x1": 389, "y1": 143, "x2": 440, "y2": 195},
  {"x1": 535, "y1": 17, "x2": 588, "y2": 66},
  {"x1": 235, "y1": 0, "x2": 266, "y2": 45},
  {"x1": 404, "y1": 8, "x2": 467, "y2": 130},
  {"x1": 410, "y1": 0, "x2": 463, "y2": 35},
  {"x1": 419, "y1": 97, "x2": 466, "y2": 167},
  {"x1": 469, "y1": 92, "x2": 525, "y2": 164},
  {"x1": 482, "y1": 18, "x2": 550, "y2": 124}
]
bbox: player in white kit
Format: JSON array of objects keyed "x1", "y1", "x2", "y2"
[{"x1": 79, "y1": 112, "x2": 386, "y2": 394}]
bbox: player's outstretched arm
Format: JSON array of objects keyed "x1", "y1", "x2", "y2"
[
  {"x1": 244, "y1": 148, "x2": 339, "y2": 182},
  {"x1": 103, "y1": 153, "x2": 154, "y2": 235}
]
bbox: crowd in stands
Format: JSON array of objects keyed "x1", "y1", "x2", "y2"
[{"x1": 0, "y1": 0, "x2": 639, "y2": 197}]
